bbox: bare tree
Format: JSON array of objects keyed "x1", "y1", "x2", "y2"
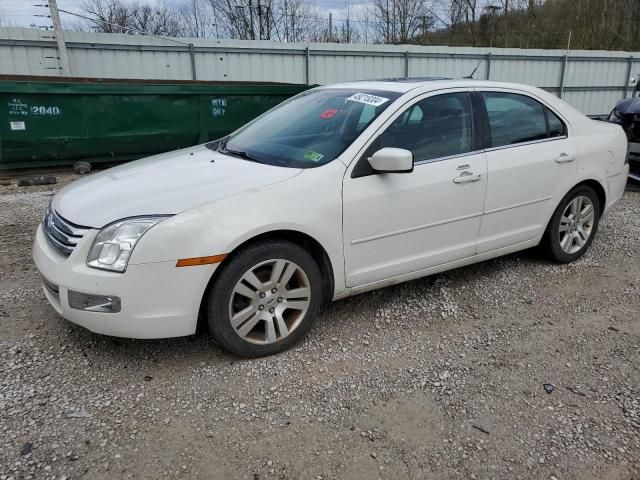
[
  {"x1": 372, "y1": 0, "x2": 435, "y2": 44},
  {"x1": 461, "y1": 0, "x2": 478, "y2": 45},
  {"x1": 207, "y1": 0, "x2": 317, "y2": 41},
  {"x1": 81, "y1": 0, "x2": 183, "y2": 36},
  {"x1": 71, "y1": 0, "x2": 640, "y2": 50},
  {"x1": 178, "y1": 0, "x2": 216, "y2": 37},
  {"x1": 207, "y1": 0, "x2": 258, "y2": 39},
  {"x1": 83, "y1": 0, "x2": 131, "y2": 33},
  {"x1": 434, "y1": 0, "x2": 466, "y2": 45},
  {"x1": 273, "y1": 0, "x2": 318, "y2": 42}
]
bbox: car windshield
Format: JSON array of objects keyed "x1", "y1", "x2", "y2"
[{"x1": 209, "y1": 88, "x2": 402, "y2": 168}]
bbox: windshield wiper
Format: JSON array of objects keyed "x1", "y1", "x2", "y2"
[
  {"x1": 215, "y1": 136, "x2": 260, "y2": 163},
  {"x1": 220, "y1": 147, "x2": 264, "y2": 163},
  {"x1": 216, "y1": 136, "x2": 229, "y2": 153}
]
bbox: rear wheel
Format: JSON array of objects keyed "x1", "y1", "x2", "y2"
[
  {"x1": 207, "y1": 240, "x2": 323, "y2": 357},
  {"x1": 543, "y1": 185, "x2": 600, "y2": 263}
]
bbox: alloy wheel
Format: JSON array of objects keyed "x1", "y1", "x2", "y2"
[
  {"x1": 558, "y1": 195, "x2": 595, "y2": 254},
  {"x1": 228, "y1": 259, "x2": 311, "y2": 345}
]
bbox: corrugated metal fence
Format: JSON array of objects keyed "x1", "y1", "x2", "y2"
[{"x1": 1, "y1": 27, "x2": 638, "y2": 115}]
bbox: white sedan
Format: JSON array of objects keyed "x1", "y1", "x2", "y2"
[{"x1": 33, "y1": 79, "x2": 629, "y2": 357}]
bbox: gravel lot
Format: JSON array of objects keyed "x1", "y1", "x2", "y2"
[{"x1": 0, "y1": 175, "x2": 639, "y2": 480}]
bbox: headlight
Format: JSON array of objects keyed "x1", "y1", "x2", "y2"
[{"x1": 87, "y1": 216, "x2": 171, "y2": 272}]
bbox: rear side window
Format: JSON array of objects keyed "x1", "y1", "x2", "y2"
[
  {"x1": 482, "y1": 92, "x2": 551, "y2": 147},
  {"x1": 546, "y1": 108, "x2": 566, "y2": 137}
]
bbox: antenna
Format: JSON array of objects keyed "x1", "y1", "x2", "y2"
[{"x1": 464, "y1": 60, "x2": 483, "y2": 79}]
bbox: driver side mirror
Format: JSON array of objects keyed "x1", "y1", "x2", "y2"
[{"x1": 368, "y1": 147, "x2": 414, "y2": 174}]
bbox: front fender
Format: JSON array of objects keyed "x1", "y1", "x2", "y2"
[{"x1": 129, "y1": 160, "x2": 347, "y2": 296}]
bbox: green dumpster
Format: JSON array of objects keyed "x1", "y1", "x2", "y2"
[{"x1": 0, "y1": 76, "x2": 312, "y2": 171}]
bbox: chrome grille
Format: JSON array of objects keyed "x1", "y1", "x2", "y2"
[{"x1": 43, "y1": 207, "x2": 90, "y2": 257}]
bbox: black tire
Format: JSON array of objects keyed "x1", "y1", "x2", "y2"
[
  {"x1": 207, "y1": 240, "x2": 323, "y2": 357},
  {"x1": 543, "y1": 185, "x2": 601, "y2": 263}
]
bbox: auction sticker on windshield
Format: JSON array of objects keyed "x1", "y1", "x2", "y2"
[
  {"x1": 304, "y1": 150, "x2": 324, "y2": 162},
  {"x1": 320, "y1": 108, "x2": 339, "y2": 119},
  {"x1": 347, "y1": 93, "x2": 390, "y2": 107}
]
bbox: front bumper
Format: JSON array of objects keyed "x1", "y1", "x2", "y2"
[{"x1": 33, "y1": 224, "x2": 216, "y2": 338}]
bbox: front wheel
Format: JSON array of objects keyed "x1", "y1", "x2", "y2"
[
  {"x1": 543, "y1": 185, "x2": 601, "y2": 263},
  {"x1": 207, "y1": 240, "x2": 323, "y2": 357}
]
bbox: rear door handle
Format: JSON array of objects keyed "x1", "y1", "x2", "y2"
[
  {"x1": 555, "y1": 153, "x2": 576, "y2": 164},
  {"x1": 453, "y1": 171, "x2": 482, "y2": 184}
]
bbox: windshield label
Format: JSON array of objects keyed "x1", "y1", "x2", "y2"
[
  {"x1": 320, "y1": 108, "x2": 339, "y2": 119},
  {"x1": 303, "y1": 150, "x2": 324, "y2": 162},
  {"x1": 347, "y1": 93, "x2": 390, "y2": 107}
]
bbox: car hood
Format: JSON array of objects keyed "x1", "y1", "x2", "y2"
[{"x1": 53, "y1": 145, "x2": 302, "y2": 228}]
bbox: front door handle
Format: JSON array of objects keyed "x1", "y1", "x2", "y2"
[
  {"x1": 555, "y1": 153, "x2": 576, "y2": 164},
  {"x1": 453, "y1": 171, "x2": 482, "y2": 184}
]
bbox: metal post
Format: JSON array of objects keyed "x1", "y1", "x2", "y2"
[
  {"x1": 305, "y1": 47, "x2": 310, "y2": 85},
  {"x1": 189, "y1": 43, "x2": 197, "y2": 81},
  {"x1": 559, "y1": 54, "x2": 568, "y2": 98},
  {"x1": 624, "y1": 56, "x2": 634, "y2": 97},
  {"x1": 486, "y1": 52, "x2": 491, "y2": 80},
  {"x1": 49, "y1": 0, "x2": 71, "y2": 76},
  {"x1": 404, "y1": 51, "x2": 409, "y2": 79},
  {"x1": 559, "y1": 30, "x2": 571, "y2": 99}
]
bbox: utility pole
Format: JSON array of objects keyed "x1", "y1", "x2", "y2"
[
  {"x1": 328, "y1": 13, "x2": 333, "y2": 42},
  {"x1": 49, "y1": 0, "x2": 71, "y2": 76}
]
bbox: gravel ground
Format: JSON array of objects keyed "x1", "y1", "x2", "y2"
[{"x1": 0, "y1": 175, "x2": 639, "y2": 480}]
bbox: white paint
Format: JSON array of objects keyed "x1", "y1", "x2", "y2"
[
  {"x1": 8, "y1": 98, "x2": 28, "y2": 116},
  {"x1": 367, "y1": 147, "x2": 413, "y2": 172},
  {"x1": 33, "y1": 79, "x2": 629, "y2": 340},
  {"x1": 31, "y1": 106, "x2": 61, "y2": 116},
  {"x1": 51, "y1": 144, "x2": 303, "y2": 228},
  {"x1": 211, "y1": 98, "x2": 227, "y2": 117}
]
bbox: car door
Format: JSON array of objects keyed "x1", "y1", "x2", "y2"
[
  {"x1": 342, "y1": 90, "x2": 488, "y2": 288},
  {"x1": 475, "y1": 90, "x2": 578, "y2": 254}
]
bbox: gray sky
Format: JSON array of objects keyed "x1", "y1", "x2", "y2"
[{"x1": 2, "y1": 0, "x2": 86, "y2": 28}]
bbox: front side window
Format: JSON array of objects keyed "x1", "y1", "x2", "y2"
[
  {"x1": 482, "y1": 92, "x2": 558, "y2": 147},
  {"x1": 369, "y1": 92, "x2": 473, "y2": 163},
  {"x1": 209, "y1": 88, "x2": 401, "y2": 168}
]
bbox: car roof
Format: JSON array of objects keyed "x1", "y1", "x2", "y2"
[{"x1": 318, "y1": 78, "x2": 539, "y2": 94}]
